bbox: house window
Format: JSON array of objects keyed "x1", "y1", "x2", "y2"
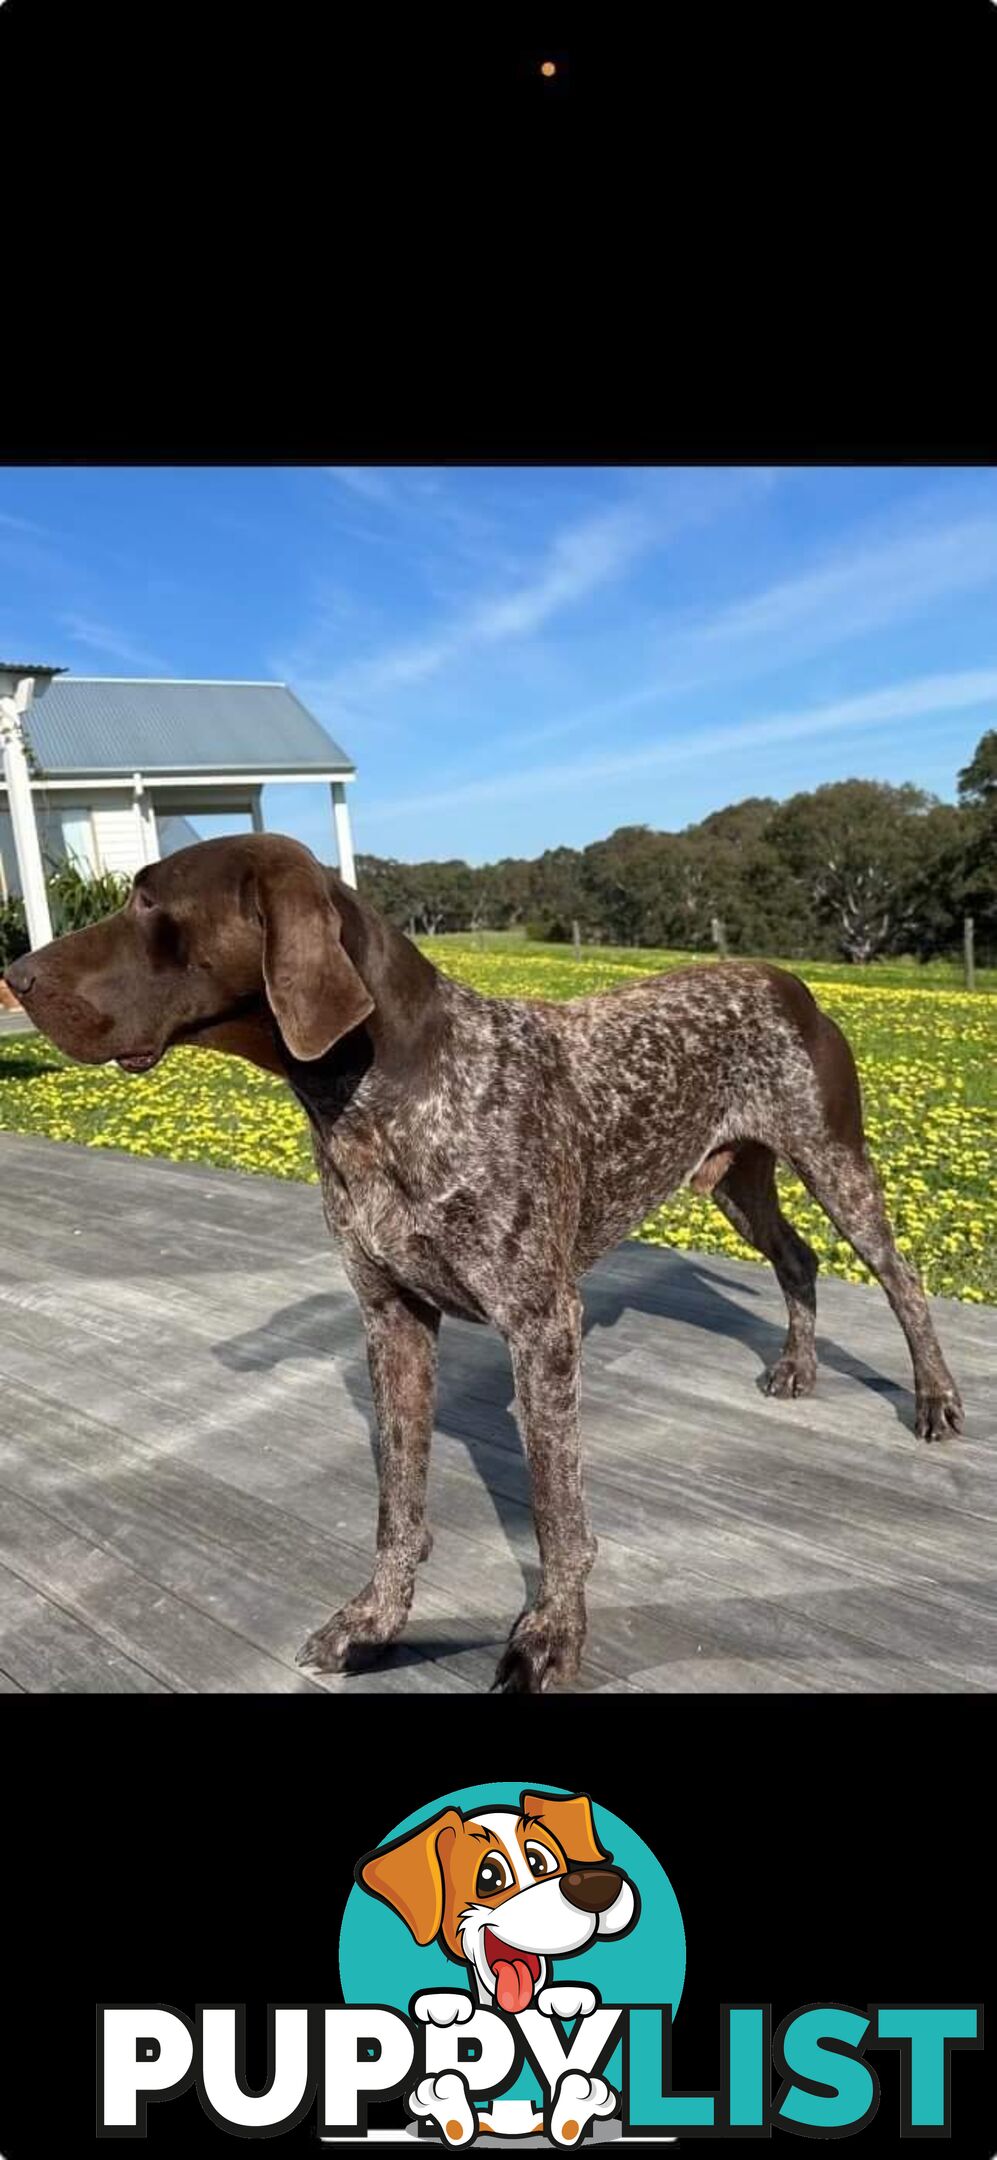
[{"x1": 59, "y1": 810, "x2": 99, "y2": 874}]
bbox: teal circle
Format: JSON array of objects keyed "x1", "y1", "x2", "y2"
[{"x1": 339, "y1": 1781, "x2": 685, "y2": 2108}]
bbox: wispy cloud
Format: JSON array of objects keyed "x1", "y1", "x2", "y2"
[
  {"x1": 0, "y1": 509, "x2": 54, "y2": 538},
  {"x1": 363, "y1": 665, "x2": 997, "y2": 826},
  {"x1": 308, "y1": 500, "x2": 659, "y2": 704},
  {"x1": 688, "y1": 512, "x2": 997, "y2": 657},
  {"x1": 325, "y1": 467, "x2": 397, "y2": 505},
  {"x1": 294, "y1": 470, "x2": 777, "y2": 705},
  {"x1": 60, "y1": 612, "x2": 169, "y2": 671},
  {"x1": 495, "y1": 506, "x2": 997, "y2": 757}
]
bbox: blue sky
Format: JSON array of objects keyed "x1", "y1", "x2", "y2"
[{"x1": 2, "y1": 465, "x2": 997, "y2": 865}]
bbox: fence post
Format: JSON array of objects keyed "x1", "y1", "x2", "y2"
[
  {"x1": 711, "y1": 913, "x2": 728, "y2": 960},
  {"x1": 572, "y1": 918, "x2": 581, "y2": 957},
  {"x1": 963, "y1": 914, "x2": 975, "y2": 992}
]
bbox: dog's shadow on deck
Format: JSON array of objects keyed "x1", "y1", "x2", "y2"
[{"x1": 212, "y1": 1244, "x2": 914, "y2": 1601}]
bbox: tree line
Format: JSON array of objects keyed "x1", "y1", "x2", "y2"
[{"x1": 356, "y1": 729, "x2": 997, "y2": 963}]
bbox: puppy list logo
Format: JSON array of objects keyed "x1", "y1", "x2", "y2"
[
  {"x1": 348, "y1": 1786, "x2": 647, "y2": 2142},
  {"x1": 97, "y1": 1784, "x2": 983, "y2": 2145}
]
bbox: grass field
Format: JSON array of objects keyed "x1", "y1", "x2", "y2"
[
  {"x1": 1, "y1": 940, "x2": 994, "y2": 1304},
  {"x1": 426, "y1": 930, "x2": 997, "y2": 994}
]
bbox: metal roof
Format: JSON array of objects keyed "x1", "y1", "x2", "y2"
[
  {"x1": 0, "y1": 660, "x2": 66, "y2": 676},
  {"x1": 20, "y1": 677, "x2": 355, "y2": 779}
]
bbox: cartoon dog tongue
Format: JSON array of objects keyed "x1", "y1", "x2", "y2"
[{"x1": 493, "y1": 1957, "x2": 535, "y2": 2014}]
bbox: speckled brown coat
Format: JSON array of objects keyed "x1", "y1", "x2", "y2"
[{"x1": 4, "y1": 834, "x2": 964, "y2": 1693}]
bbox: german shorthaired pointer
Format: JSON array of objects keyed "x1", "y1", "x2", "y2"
[{"x1": 4, "y1": 834, "x2": 963, "y2": 1692}]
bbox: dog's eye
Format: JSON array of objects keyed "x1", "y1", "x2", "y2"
[
  {"x1": 475, "y1": 1852, "x2": 513, "y2": 1898},
  {"x1": 524, "y1": 1842, "x2": 559, "y2": 1880}
]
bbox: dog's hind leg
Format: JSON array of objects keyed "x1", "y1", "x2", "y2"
[
  {"x1": 784, "y1": 1130, "x2": 963, "y2": 1441},
  {"x1": 296, "y1": 1262, "x2": 440, "y2": 1673},
  {"x1": 762, "y1": 987, "x2": 963, "y2": 1440},
  {"x1": 712, "y1": 1141, "x2": 819, "y2": 1398}
]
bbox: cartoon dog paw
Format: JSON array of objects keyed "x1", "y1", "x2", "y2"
[
  {"x1": 409, "y1": 2070, "x2": 476, "y2": 2144},
  {"x1": 536, "y1": 1984, "x2": 599, "y2": 2021},
  {"x1": 412, "y1": 1991, "x2": 476, "y2": 2026},
  {"x1": 550, "y1": 2070, "x2": 617, "y2": 2145}
]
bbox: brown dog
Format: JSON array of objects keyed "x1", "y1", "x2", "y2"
[{"x1": 4, "y1": 832, "x2": 964, "y2": 1692}]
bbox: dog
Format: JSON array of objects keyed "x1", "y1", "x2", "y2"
[
  {"x1": 357, "y1": 1789, "x2": 636, "y2": 2140},
  {"x1": 3, "y1": 832, "x2": 963, "y2": 1693}
]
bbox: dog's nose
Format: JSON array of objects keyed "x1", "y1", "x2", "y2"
[
  {"x1": 560, "y1": 1867, "x2": 623, "y2": 1914},
  {"x1": 3, "y1": 958, "x2": 36, "y2": 999}
]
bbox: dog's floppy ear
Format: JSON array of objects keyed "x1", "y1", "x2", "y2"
[
  {"x1": 257, "y1": 855, "x2": 373, "y2": 1061},
  {"x1": 521, "y1": 1791, "x2": 608, "y2": 1866},
  {"x1": 357, "y1": 1808, "x2": 464, "y2": 1945}
]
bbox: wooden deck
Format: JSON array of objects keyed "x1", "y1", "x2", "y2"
[{"x1": 0, "y1": 1130, "x2": 994, "y2": 1694}]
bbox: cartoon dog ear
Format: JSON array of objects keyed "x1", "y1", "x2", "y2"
[
  {"x1": 521, "y1": 1792, "x2": 608, "y2": 1866},
  {"x1": 357, "y1": 1809, "x2": 465, "y2": 1946},
  {"x1": 257, "y1": 853, "x2": 374, "y2": 1061}
]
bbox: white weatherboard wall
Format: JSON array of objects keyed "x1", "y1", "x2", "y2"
[{"x1": 92, "y1": 801, "x2": 147, "y2": 877}]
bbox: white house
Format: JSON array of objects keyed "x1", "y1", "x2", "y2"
[{"x1": 0, "y1": 663, "x2": 357, "y2": 947}]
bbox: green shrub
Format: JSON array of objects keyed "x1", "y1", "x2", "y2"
[
  {"x1": 524, "y1": 916, "x2": 572, "y2": 943},
  {"x1": 0, "y1": 896, "x2": 29, "y2": 970},
  {"x1": 45, "y1": 858, "x2": 130, "y2": 934},
  {"x1": 0, "y1": 861, "x2": 129, "y2": 965}
]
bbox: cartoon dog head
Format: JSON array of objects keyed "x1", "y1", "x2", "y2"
[{"x1": 356, "y1": 1791, "x2": 638, "y2": 2013}]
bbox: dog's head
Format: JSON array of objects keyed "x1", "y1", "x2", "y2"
[
  {"x1": 2, "y1": 833, "x2": 374, "y2": 1072},
  {"x1": 357, "y1": 1792, "x2": 638, "y2": 2013}
]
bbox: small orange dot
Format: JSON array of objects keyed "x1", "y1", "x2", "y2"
[
  {"x1": 562, "y1": 2122, "x2": 580, "y2": 2141},
  {"x1": 446, "y1": 2125, "x2": 463, "y2": 2143},
  {"x1": 540, "y1": 60, "x2": 556, "y2": 77}
]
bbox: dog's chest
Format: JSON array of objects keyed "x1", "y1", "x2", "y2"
[{"x1": 317, "y1": 1140, "x2": 490, "y2": 1321}]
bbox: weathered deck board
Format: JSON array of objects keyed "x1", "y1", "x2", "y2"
[
  {"x1": 0, "y1": 1557, "x2": 166, "y2": 1692},
  {"x1": 0, "y1": 1130, "x2": 993, "y2": 1693}
]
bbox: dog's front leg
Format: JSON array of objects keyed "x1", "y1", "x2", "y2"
[
  {"x1": 494, "y1": 1287, "x2": 597, "y2": 1694},
  {"x1": 549, "y1": 2070, "x2": 618, "y2": 2145},
  {"x1": 296, "y1": 1262, "x2": 440, "y2": 1674},
  {"x1": 408, "y1": 2070, "x2": 477, "y2": 2145}
]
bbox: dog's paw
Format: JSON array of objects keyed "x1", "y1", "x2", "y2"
[
  {"x1": 412, "y1": 1992, "x2": 475, "y2": 2027},
  {"x1": 492, "y1": 1602, "x2": 585, "y2": 1694},
  {"x1": 492, "y1": 1637, "x2": 578, "y2": 1693},
  {"x1": 550, "y1": 2070, "x2": 617, "y2": 2145},
  {"x1": 408, "y1": 2071, "x2": 475, "y2": 2145},
  {"x1": 915, "y1": 1384, "x2": 964, "y2": 1441},
  {"x1": 763, "y1": 1354, "x2": 817, "y2": 1399},
  {"x1": 295, "y1": 1590, "x2": 404, "y2": 1674},
  {"x1": 536, "y1": 1984, "x2": 598, "y2": 2021}
]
